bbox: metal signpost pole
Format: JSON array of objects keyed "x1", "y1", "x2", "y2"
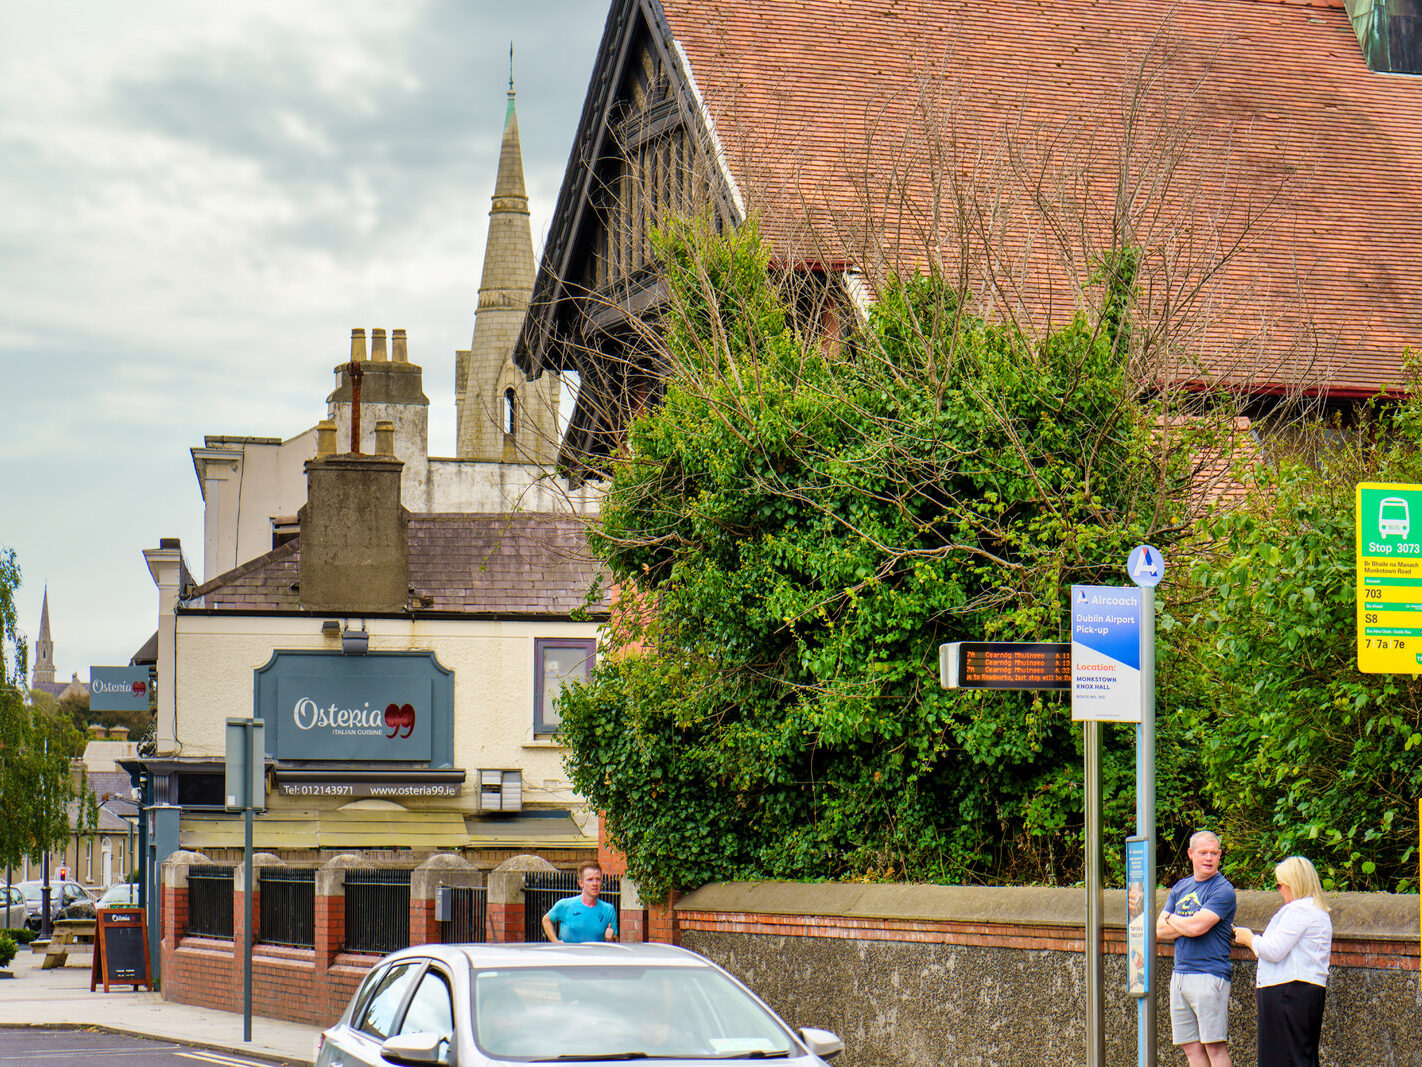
[
  {"x1": 1125, "y1": 545, "x2": 1164, "y2": 1066},
  {"x1": 243, "y1": 799, "x2": 253, "y2": 1042},
  {"x1": 1074, "y1": 570, "x2": 1153, "y2": 1067},
  {"x1": 1085, "y1": 718, "x2": 1105, "y2": 1067},
  {"x1": 226, "y1": 718, "x2": 264, "y2": 1046},
  {"x1": 1138, "y1": 583, "x2": 1157, "y2": 1066}
]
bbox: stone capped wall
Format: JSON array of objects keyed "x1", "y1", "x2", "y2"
[{"x1": 675, "y1": 882, "x2": 1420, "y2": 1067}]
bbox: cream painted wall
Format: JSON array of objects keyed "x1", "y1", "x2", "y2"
[
  {"x1": 194, "y1": 432, "x2": 600, "y2": 581},
  {"x1": 171, "y1": 613, "x2": 600, "y2": 816},
  {"x1": 192, "y1": 429, "x2": 318, "y2": 582}
]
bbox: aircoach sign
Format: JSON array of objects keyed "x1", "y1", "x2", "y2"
[{"x1": 254, "y1": 651, "x2": 454, "y2": 765}]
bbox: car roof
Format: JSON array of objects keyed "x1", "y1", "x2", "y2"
[{"x1": 383, "y1": 942, "x2": 715, "y2": 971}]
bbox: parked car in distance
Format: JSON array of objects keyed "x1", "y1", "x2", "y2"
[
  {"x1": 95, "y1": 883, "x2": 142, "y2": 909},
  {"x1": 316, "y1": 942, "x2": 844, "y2": 1066},
  {"x1": 1, "y1": 885, "x2": 25, "y2": 929},
  {"x1": 16, "y1": 880, "x2": 95, "y2": 931}
]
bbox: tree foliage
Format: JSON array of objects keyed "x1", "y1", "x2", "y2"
[
  {"x1": 0, "y1": 548, "x2": 96, "y2": 872},
  {"x1": 1182, "y1": 383, "x2": 1422, "y2": 893},
  {"x1": 558, "y1": 222, "x2": 1215, "y2": 899}
]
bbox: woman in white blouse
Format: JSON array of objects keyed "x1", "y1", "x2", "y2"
[{"x1": 1232, "y1": 856, "x2": 1332, "y2": 1067}]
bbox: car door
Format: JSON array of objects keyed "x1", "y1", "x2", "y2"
[
  {"x1": 386, "y1": 963, "x2": 459, "y2": 1064},
  {"x1": 2, "y1": 888, "x2": 22, "y2": 928},
  {"x1": 318, "y1": 958, "x2": 426, "y2": 1067}
]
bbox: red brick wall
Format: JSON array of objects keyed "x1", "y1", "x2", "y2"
[
  {"x1": 598, "y1": 820, "x2": 628, "y2": 876},
  {"x1": 162, "y1": 886, "x2": 382, "y2": 1028},
  {"x1": 410, "y1": 897, "x2": 438, "y2": 946},
  {"x1": 647, "y1": 891, "x2": 682, "y2": 944},
  {"x1": 486, "y1": 900, "x2": 524, "y2": 944}
]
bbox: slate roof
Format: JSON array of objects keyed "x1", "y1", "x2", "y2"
[
  {"x1": 527, "y1": 0, "x2": 1421, "y2": 399},
  {"x1": 187, "y1": 514, "x2": 609, "y2": 617}
]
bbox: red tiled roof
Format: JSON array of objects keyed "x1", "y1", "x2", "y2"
[
  {"x1": 188, "y1": 514, "x2": 608, "y2": 617},
  {"x1": 659, "y1": 0, "x2": 1421, "y2": 395}
]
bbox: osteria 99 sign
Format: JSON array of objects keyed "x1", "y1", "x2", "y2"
[{"x1": 1356, "y1": 483, "x2": 1422, "y2": 673}]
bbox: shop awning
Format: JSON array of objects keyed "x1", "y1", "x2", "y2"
[
  {"x1": 179, "y1": 807, "x2": 596, "y2": 851},
  {"x1": 180, "y1": 806, "x2": 472, "y2": 850},
  {"x1": 463, "y1": 811, "x2": 592, "y2": 849}
]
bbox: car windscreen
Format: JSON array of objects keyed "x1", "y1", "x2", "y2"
[{"x1": 472, "y1": 965, "x2": 795, "y2": 1061}]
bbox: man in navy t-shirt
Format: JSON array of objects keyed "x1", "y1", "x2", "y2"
[
  {"x1": 541, "y1": 864, "x2": 618, "y2": 944},
  {"x1": 1157, "y1": 830, "x2": 1236, "y2": 1067}
]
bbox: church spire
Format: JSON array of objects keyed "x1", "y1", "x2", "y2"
[
  {"x1": 455, "y1": 53, "x2": 559, "y2": 464},
  {"x1": 32, "y1": 586, "x2": 55, "y2": 688}
]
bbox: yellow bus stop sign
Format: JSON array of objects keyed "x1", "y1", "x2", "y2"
[{"x1": 1356, "y1": 482, "x2": 1422, "y2": 673}]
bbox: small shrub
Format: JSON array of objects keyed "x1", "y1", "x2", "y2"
[
  {"x1": 3, "y1": 927, "x2": 36, "y2": 945},
  {"x1": 0, "y1": 933, "x2": 17, "y2": 970}
]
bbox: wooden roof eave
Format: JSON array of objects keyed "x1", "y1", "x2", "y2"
[{"x1": 515, "y1": 0, "x2": 744, "y2": 379}]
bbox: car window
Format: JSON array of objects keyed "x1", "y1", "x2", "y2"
[
  {"x1": 473, "y1": 965, "x2": 794, "y2": 1060},
  {"x1": 397, "y1": 969, "x2": 455, "y2": 1044},
  {"x1": 356, "y1": 962, "x2": 421, "y2": 1040}
]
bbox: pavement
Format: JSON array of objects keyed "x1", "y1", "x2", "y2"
[{"x1": 0, "y1": 941, "x2": 323, "y2": 1065}]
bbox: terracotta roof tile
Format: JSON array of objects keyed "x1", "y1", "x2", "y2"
[{"x1": 659, "y1": 0, "x2": 1422, "y2": 395}]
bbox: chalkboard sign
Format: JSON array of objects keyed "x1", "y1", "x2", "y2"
[{"x1": 90, "y1": 908, "x2": 151, "y2": 992}]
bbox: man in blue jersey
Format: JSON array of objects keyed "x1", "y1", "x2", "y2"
[
  {"x1": 1157, "y1": 830, "x2": 1237, "y2": 1067},
  {"x1": 541, "y1": 864, "x2": 618, "y2": 944}
]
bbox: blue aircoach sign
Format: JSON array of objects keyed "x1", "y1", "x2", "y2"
[
  {"x1": 1070, "y1": 584, "x2": 1143, "y2": 723},
  {"x1": 254, "y1": 651, "x2": 454, "y2": 766}
]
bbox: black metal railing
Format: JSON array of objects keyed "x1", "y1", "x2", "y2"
[
  {"x1": 258, "y1": 868, "x2": 316, "y2": 948},
  {"x1": 441, "y1": 886, "x2": 488, "y2": 943},
  {"x1": 344, "y1": 869, "x2": 410, "y2": 954},
  {"x1": 524, "y1": 871, "x2": 620, "y2": 942},
  {"x1": 187, "y1": 865, "x2": 234, "y2": 939}
]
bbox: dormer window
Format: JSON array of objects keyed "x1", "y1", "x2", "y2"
[{"x1": 1348, "y1": 0, "x2": 1422, "y2": 74}]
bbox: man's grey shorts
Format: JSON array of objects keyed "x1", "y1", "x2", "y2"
[{"x1": 1170, "y1": 972, "x2": 1230, "y2": 1045}]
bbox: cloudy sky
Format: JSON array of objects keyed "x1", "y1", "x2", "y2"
[{"x1": 0, "y1": 1, "x2": 609, "y2": 682}]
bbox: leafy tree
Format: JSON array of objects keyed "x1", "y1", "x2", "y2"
[
  {"x1": 558, "y1": 222, "x2": 1218, "y2": 898},
  {"x1": 1184, "y1": 383, "x2": 1422, "y2": 892},
  {"x1": 0, "y1": 548, "x2": 96, "y2": 873}
]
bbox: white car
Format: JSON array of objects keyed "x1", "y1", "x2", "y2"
[
  {"x1": 95, "y1": 883, "x2": 142, "y2": 909},
  {"x1": 316, "y1": 942, "x2": 843, "y2": 1065},
  {"x1": 1, "y1": 885, "x2": 24, "y2": 929}
]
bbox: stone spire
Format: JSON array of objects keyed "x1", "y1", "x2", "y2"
[
  {"x1": 32, "y1": 586, "x2": 55, "y2": 688},
  {"x1": 456, "y1": 61, "x2": 560, "y2": 464}
]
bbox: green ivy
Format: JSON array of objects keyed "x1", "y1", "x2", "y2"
[
  {"x1": 558, "y1": 221, "x2": 1209, "y2": 899},
  {"x1": 1182, "y1": 390, "x2": 1422, "y2": 892}
]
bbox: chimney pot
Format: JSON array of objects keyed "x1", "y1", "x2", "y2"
[
  {"x1": 350, "y1": 328, "x2": 367, "y2": 362},
  {"x1": 316, "y1": 419, "x2": 337, "y2": 457},
  {"x1": 375, "y1": 420, "x2": 396, "y2": 457},
  {"x1": 392, "y1": 329, "x2": 408, "y2": 363},
  {"x1": 159, "y1": 537, "x2": 181, "y2": 550},
  {"x1": 372, "y1": 328, "x2": 388, "y2": 362}
]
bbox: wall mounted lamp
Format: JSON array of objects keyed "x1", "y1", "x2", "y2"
[{"x1": 341, "y1": 624, "x2": 369, "y2": 655}]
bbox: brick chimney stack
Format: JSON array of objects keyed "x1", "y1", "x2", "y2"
[{"x1": 298, "y1": 449, "x2": 408, "y2": 614}]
